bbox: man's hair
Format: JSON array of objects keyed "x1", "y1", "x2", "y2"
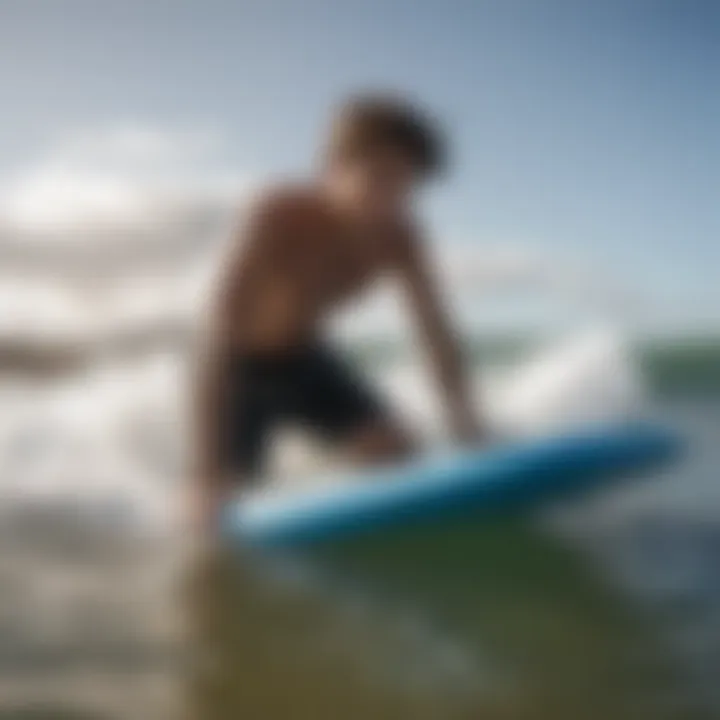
[{"x1": 325, "y1": 93, "x2": 446, "y2": 178}]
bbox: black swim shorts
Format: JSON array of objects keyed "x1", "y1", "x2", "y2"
[{"x1": 220, "y1": 344, "x2": 387, "y2": 479}]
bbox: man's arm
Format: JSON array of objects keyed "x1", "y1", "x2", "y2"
[
  {"x1": 189, "y1": 193, "x2": 288, "y2": 530},
  {"x1": 189, "y1": 233, "x2": 245, "y2": 531},
  {"x1": 396, "y1": 230, "x2": 482, "y2": 444}
]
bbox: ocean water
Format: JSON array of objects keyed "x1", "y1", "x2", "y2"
[{"x1": 0, "y1": 335, "x2": 718, "y2": 720}]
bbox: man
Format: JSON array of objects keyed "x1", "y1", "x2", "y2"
[{"x1": 191, "y1": 94, "x2": 482, "y2": 530}]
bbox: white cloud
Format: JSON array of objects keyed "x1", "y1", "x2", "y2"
[
  {"x1": 0, "y1": 278, "x2": 97, "y2": 345},
  {"x1": 0, "y1": 122, "x2": 246, "y2": 268},
  {"x1": 438, "y1": 243, "x2": 544, "y2": 291},
  {"x1": 0, "y1": 122, "x2": 634, "y2": 353},
  {"x1": 0, "y1": 122, "x2": 250, "y2": 350},
  {"x1": 333, "y1": 241, "x2": 634, "y2": 340}
]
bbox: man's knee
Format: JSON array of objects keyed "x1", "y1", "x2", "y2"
[{"x1": 342, "y1": 423, "x2": 417, "y2": 466}]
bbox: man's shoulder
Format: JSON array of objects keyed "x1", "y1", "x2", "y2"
[
  {"x1": 246, "y1": 182, "x2": 328, "y2": 229},
  {"x1": 387, "y1": 214, "x2": 425, "y2": 265}
]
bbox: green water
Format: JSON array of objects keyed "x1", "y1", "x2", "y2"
[
  {"x1": 185, "y1": 526, "x2": 672, "y2": 719},
  {"x1": 351, "y1": 336, "x2": 720, "y2": 396},
  {"x1": 183, "y1": 399, "x2": 720, "y2": 720}
]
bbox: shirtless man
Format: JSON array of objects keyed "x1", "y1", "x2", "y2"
[{"x1": 192, "y1": 94, "x2": 482, "y2": 529}]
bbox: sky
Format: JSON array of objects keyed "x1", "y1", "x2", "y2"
[{"x1": 0, "y1": 0, "x2": 718, "y2": 339}]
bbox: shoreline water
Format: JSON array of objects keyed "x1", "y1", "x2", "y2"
[{"x1": 0, "y1": 340, "x2": 717, "y2": 718}]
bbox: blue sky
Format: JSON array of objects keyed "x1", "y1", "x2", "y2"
[{"x1": 1, "y1": 0, "x2": 718, "y2": 334}]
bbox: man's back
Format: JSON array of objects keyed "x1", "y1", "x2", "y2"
[
  {"x1": 220, "y1": 185, "x2": 409, "y2": 352},
  {"x1": 190, "y1": 94, "x2": 481, "y2": 531}
]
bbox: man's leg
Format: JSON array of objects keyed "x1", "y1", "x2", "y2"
[
  {"x1": 339, "y1": 420, "x2": 417, "y2": 467},
  {"x1": 285, "y1": 345, "x2": 419, "y2": 468}
]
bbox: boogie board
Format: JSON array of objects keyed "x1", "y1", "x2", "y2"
[{"x1": 223, "y1": 423, "x2": 681, "y2": 548}]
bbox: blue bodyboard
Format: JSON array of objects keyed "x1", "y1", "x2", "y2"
[{"x1": 223, "y1": 423, "x2": 681, "y2": 548}]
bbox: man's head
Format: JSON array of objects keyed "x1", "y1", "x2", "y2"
[{"x1": 322, "y1": 93, "x2": 446, "y2": 221}]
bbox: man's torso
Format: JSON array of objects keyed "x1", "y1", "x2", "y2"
[{"x1": 229, "y1": 186, "x2": 410, "y2": 352}]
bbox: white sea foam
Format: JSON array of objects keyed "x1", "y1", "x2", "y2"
[
  {"x1": 0, "y1": 126, "x2": 648, "y2": 534},
  {"x1": 0, "y1": 326, "x2": 644, "y2": 537}
]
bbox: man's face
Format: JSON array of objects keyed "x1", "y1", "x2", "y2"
[{"x1": 330, "y1": 146, "x2": 421, "y2": 221}]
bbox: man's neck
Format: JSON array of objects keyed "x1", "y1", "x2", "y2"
[{"x1": 322, "y1": 186, "x2": 403, "y2": 234}]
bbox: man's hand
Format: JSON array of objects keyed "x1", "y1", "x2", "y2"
[
  {"x1": 448, "y1": 399, "x2": 485, "y2": 446},
  {"x1": 186, "y1": 478, "x2": 232, "y2": 537},
  {"x1": 395, "y1": 228, "x2": 484, "y2": 448}
]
